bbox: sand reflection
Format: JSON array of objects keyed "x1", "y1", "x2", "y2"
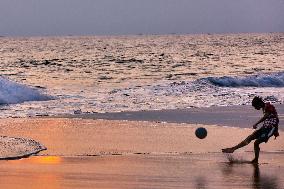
[
  {"x1": 252, "y1": 164, "x2": 279, "y2": 189},
  {"x1": 1, "y1": 156, "x2": 63, "y2": 189},
  {"x1": 221, "y1": 162, "x2": 280, "y2": 189},
  {"x1": 30, "y1": 156, "x2": 62, "y2": 164},
  {"x1": 7, "y1": 156, "x2": 62, "y2": 164}
]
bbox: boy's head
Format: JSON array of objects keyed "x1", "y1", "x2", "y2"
[{"x1": 252, "y1": 96, "x2": 264, "y2": 110}]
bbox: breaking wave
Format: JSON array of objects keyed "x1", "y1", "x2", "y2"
[
  {"x1": 201, "y1": 72, "x2": 284, "y2": 87},
  {"x1": 0, "y1": 77, "x2": 52, "y2": 105}
]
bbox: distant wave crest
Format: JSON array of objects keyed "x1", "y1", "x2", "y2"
[
  {"x1": 0, "y1": 77, "x2": 52, "y2": 105},
  {"x1": 201, "y1": 72, "x2": 284, "y2": 87}
]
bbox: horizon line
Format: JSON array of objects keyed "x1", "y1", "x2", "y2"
[{"x1": 1, "y1": 31, "x2": 283, "y2": 38}]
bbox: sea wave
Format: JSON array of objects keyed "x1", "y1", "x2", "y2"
[
  {"x1": 200, "y1": 72, "x2": 284, "y2": 87},
  {"x1": 103, "y1": 74, "x2": 283, "y2": 113},
  {"x1": 0, "y1": 77, "x2": 52, "y2": 105}
]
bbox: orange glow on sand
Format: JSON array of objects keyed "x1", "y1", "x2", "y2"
[
  {"x1": 32, "y1": 156, "x2": 62, "y2": 164},
  {"x1": 8, "y1": 156, "x2": 62, "y2": 165}
]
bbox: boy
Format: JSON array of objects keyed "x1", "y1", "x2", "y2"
[{"x1": 222, "y1": 96, "x2": 279, "y2": 164}]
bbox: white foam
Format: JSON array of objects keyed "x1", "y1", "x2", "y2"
[
  {"x1": 0, "y1": 136, "x2": 46, "y2": 160},
  {"x1": 0, "y1": 77, "x2": 52, "y2": 105},
  {"x1": 105, "y1": 73, "x2": 284, "y2": 112}
]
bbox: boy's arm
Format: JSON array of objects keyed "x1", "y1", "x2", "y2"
[{"x1": 253, "y1": 113, "x2": 269, "y2": 129}]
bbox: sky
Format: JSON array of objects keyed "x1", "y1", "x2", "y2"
[{"x1": 0, "y1": 0, "x2": 283, "y2": 37}]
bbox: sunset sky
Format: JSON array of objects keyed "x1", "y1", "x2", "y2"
[{"x1": 0, "y1": 0, "x2": 283, "y2": 36}]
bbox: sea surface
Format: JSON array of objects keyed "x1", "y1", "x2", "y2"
[{"x1": 0, "y1": 33, "x2": 283, "y2": 118}]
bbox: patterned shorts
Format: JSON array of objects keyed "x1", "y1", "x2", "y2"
[
  {"x1": 251, "y1": 126, "x2": 276, "y2": 143},
  {"x1": 263, "y1": 117, "x2": 279, "y2": 128}
]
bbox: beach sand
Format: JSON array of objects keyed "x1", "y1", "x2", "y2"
[{"x1": 0, "y1": 116, "x2": 284, "y2": 188}]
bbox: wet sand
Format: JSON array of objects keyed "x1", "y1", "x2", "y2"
[
  {"x1": 0, "y1": 117, "x2": 284, "y2": 188},
  {"x1": 1, "y1": 154, "x2": 284, "y2": 189},
  {"x1": 59, "y1": 104, "x2": 284, "y2": 129}
]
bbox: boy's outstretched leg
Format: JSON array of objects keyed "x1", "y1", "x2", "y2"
[{"x1": 222, "y1": 134, "x2": 254, "y2": 153}]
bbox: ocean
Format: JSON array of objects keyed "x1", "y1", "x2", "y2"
[{"x1": 0, "y1": 33, "x2": 283, "y2": 118}]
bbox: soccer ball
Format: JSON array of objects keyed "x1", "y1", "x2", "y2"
[{"x1": 195, "y1": 127, "x2": 207, "y2": 139}]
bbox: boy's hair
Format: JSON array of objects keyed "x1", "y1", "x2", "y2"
[{"x1": 252, "y1": 96, "x2": 264, "y2": 107}]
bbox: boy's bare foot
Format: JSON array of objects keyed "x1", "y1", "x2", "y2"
[{"x1": 222, "y1": 148, "x2": 234, "y2": 153}]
